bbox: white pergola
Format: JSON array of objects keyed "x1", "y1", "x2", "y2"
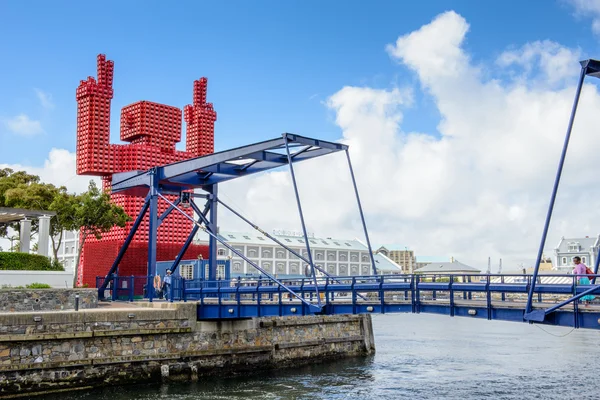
[{"x1": 0, "y1": 207, "x2": 56, "y2": 256}]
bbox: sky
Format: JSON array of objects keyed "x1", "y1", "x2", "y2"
[{"x1": 3, "y1": 0, "x2": 600, "y2": 270}]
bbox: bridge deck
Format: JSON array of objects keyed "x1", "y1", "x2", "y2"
[{"x1": 101, "y1": 274, "x2": 600, "y2": 330}]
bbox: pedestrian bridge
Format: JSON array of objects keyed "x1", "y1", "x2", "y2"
[
  {"x1": 97, "y1": 59, "x2": 600, "y2": 333},
  {"x1": 99, "y1": 273, "x2": 600, "y2": 330}
]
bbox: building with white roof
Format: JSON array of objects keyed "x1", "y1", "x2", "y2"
[{"x1": 194, "y1": 230, "x2": 403, "y2": 278}]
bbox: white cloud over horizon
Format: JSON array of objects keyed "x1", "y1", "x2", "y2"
[
  {"x1": 2, "y1": 114, "x2": 44, "y2": 136},
  {"x1": 6, "y1": 10, "x2": 600, "y2": 271},
  {"x1": 0, "y1": 149, "x2": 99, "y2": 194}
]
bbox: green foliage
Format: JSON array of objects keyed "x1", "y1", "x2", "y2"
[
  {"x1": 0, "y1": 252, "x2": 63, "y2": 271},
  {"x1": 72, "y1": 180, "x2": 131, "y2": 286},
  {"x1": 0, "y1": 168, "x2": 41, "y2": 237},
  {"x1": 76, "y1": 181, "x2": 131, "y2": 240},
  {"x1": 25, "y1": 283, "x2": 52, "y2": 289}
]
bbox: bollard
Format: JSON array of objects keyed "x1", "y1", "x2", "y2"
[{"x1": 75, "y1": 294, "x2": 80, "y2": 311}]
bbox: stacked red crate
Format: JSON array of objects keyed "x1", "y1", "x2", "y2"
[{"x1": 76, "y1": 54, "x2": 215, "y2": 286}]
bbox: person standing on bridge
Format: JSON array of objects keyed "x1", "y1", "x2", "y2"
[
  {"x1": 163, "y1": 270, "x2": 173, "y2": 301},
  {"x1": 572, "y1": 256, "x2": 595, "y2": 306}
]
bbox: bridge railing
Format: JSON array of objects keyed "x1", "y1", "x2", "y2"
[{"x1": 95, "y1": 273, "x2": 599, "y2": 312}]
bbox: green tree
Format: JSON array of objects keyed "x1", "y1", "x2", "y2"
[
  {"x1": 2, "y1": 172, "x2": 81, "y2": 259},
  {"x1": 0, "y1": 168, "x2": 41, "y2": 237},
  {"x1": 73, "y1": 181, "x2": 131, "y2": 286},
  {"x1": 48, "y1": 190, "x2": 80, "y2": 260}
]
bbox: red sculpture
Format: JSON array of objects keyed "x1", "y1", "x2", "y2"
[{"x1": 75, "y1": 54, "x2": 214, "y2": 286}]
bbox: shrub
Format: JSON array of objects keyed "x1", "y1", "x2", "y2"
[
  {"x1": 25, "y1": 283, "x2": 52, "y2": 289},
  {"x1": 0, "y1": 252, "x2": 64, "y2": 271}
]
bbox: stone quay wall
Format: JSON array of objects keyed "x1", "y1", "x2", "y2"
[
  {"x1": 0, "y1": 302, "x2": 375, "y2": 398},
  {"x1": 0, "y1": 289, "x2": 98, "y2": 313}
]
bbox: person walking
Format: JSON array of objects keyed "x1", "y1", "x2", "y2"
[
  {"x1": 572, "y1": 256, "x2": 595, "y2": 306},
  {"x1": 163, "y1": 270, "x2": 173, "y2": 301}
]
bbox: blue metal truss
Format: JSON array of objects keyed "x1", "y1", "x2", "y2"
[
  {"x1": 525, "y1": 59, "x2": 600, "y2": 323},
  {"x1": 99, "y1": 133, "x2": 378, "y2": 304}
]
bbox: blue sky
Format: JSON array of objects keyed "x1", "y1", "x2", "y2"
[{"x1": 1, "y1": 0, "x2": 598, "y2": 167}]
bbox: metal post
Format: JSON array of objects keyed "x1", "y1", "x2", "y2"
[
  {"x1": 98, "y1": 195, "x2": 150, "y2": 298},
  {"x1": 592, "y1": 240, "x2": 600, "y2": 284},
  {"x1": 157, "y1": 194, "x2": 320, "y2": 311},
  {"x1": 168, "y1": 199, "x2": 210, "y2": 273},
  {"x1": 216, "y1": 198, "x2": 351, "y2": 284},
  {"x1": 207, "y1": 185, "x2": 218, "y2": 281},
  {"x1": 345, "y1": 149, "x2": 377, "y2": 276},
  {"x1": 525, "y1": 66, "x2": 587, "y2": 317},
  {"x1": 147, "y1": 169, "x2": 159, "y2": 302},
  {"x1": 282, "y1": 134, "x2": 321, "y2": 307}
]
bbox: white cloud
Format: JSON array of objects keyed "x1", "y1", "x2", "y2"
[
  {"x1": 35, "y1": 89, "x2": 54, "y2": 109},
  {"x1": 216, "y1": 10, "x2": 600, "y2": 271},
  {"x1": 567, "y1": 0, "x2": 600, "y2": 35},
  {"x1": 8, "y1": 11, "x2": 599, "y2": 272},
  {"x1": 2, "y1": 114, "x2": 44, "y2": 136},
  {"x1": 0, "y1": 149, "x2": 99, "y2": 194}
]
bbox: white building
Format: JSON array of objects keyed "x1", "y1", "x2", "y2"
[
  {"x1": 553, "y1": 235, "x2": 600, "y2": 272},
  {"x1": 194, "y1": 230, "x2": 403, "y2": 277},
  {"x1": 54, "y1": 230, "x2": 79, "y2": 273}
]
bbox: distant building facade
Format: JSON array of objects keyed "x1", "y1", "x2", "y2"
[
  {"x1": 553, "y1": 235, "x2": 600, "y2": 272},
  {"x1": 195, "y1": 231, "x2": 403, "y2": 278},
  {"x1": 54, "y1": 230, "x2": 79, "y2": 273},
  {"x1": 375, "y1": 246, "x2": 414, "y2": 273}
]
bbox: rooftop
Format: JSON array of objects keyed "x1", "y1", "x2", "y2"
[
  {"x1": 0, "y1": 207, "x2": 56, "y2": 224},
  {"x1": 415, "y1": 260, "x2": 480, "y2": 273}
]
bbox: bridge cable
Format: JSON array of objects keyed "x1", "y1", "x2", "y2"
[{"x1": 533, "y1": 324, "x2": 575, "y2": 338}]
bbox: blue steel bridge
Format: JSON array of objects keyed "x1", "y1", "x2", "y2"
[{"x1": 97, "y1": 59, "x2": 600, "y2": 331}]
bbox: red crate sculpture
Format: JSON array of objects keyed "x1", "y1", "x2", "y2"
[{"x1": 75, "y1": 54, "x2": 216, "y2": 287}]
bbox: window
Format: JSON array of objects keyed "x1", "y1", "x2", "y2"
[
  {"x1": 310, "y1": 240, "x2": 317, "y2": 245},
  {"x1": 181, "y1": 264, "x2": 194, "y2": 280},
  {"x1": 569, "y1": 242, "x2": 580, "y2": 252},
  {"x1": 258, "y1": 237, "x2": 265, "y2": 241},
  {"x1": 345, "y1": 243, "x2": 351, "y2": 246},
  {"x1": 217, "y1": 249, "x2": 227, "y2": 256},
  {"x1": 262, "y1": 249, "x2": 272, "y2": 257},
  {"x1": 583, "y1": 257, "x2": 587, "y2": 264},
  {"x1": 276, "y1": 250, "x2": 285, "y2": 258},
  {"x1": 333, "y1": 242, "x2": 340, "y2": 246},
  {"x1": 248, "y1": 249, "x2": 257, "y2": 256},
  {"x1": 562, "y1": 257, "x2": 567, "y2": 265},
  {"x1": 316, "y1": 253, "x2": 323, "y2": 260},
  {"x1": 227, "y1": 234, "x2": 235, "y2": 239},
  {"x1": 361, "y1": 254, "x2": 369, "y2": 262},
  {"x1": 351, "y1": 255, "x2": 358, "y2": 261},
  {"x1": 321, "y1": 241, "x2": 329, "y2": 245},
  {"x1": 243, "y1": 236, "x2": 251, "y2": 240},
  {"x1": 298, "y1": 239, "x2": 304, "y2": 243},
  {"x1": 285, "y1": 238, "x2": 292, "y2": 243}
]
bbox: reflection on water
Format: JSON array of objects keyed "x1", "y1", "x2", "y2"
[{"x1": 44, "y1": 314, "x2": 599, "y2": 399}]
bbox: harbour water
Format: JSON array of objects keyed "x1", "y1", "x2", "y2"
[{"x1": 46, "y1": 314, "x2": 598, "y2": 400}]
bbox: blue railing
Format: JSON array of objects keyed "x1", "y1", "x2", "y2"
[{"x1": 96, "y1": 273, "x2": 600, "y2": 328}]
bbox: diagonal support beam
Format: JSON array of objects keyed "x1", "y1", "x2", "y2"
[
  {"x1": 98, "y1": 194, "x2": 150, "y2": 299},
  {"x1": 215, "y1": 197, "x2": 368, "y2": 300},
  {"x1": 167, "y1": 199, "x2": 211, "y2": 274},
  {"x1": 525, "y1": 65, "x2": 587, "y2": 315},
  {"x1": 157, "y1": 198, "x2": 181, "y2": 226},
  {"x1": 158, "y1": 194, "x2": 321, "y2": 312},
  {"x1": 283, "y1": 134, "x2": 322, "y2": 307}
]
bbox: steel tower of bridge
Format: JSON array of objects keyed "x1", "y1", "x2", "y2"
[{"x1": 75, "y1": 54, "x2": 216, "y2": 286}]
